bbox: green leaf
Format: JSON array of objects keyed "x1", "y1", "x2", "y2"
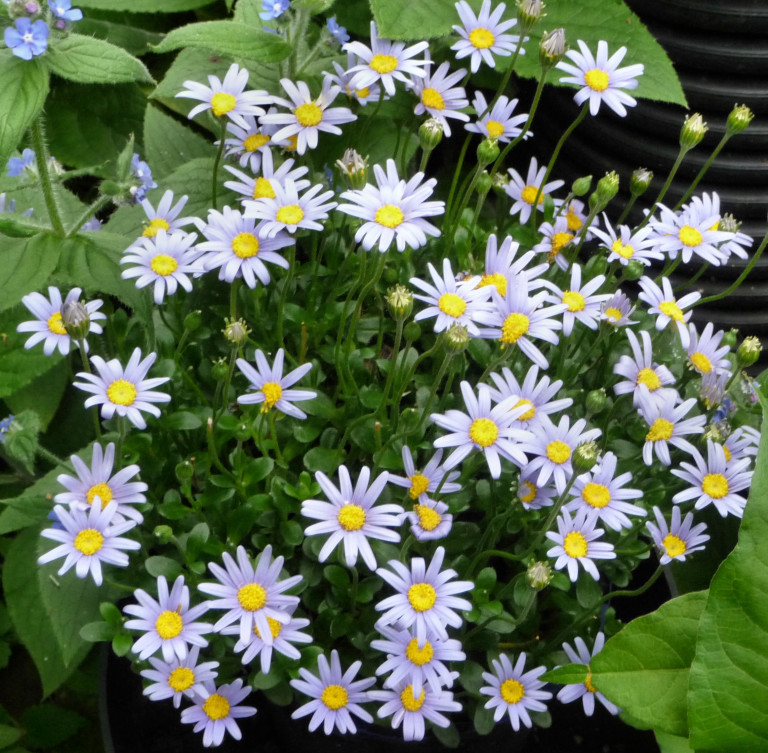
[
  {"x1": 370, "y1": 0, "x2": 457, "y2": 40},
  {"x1": 540, "y1": 663, "x2": 589, "y2": 685},
  {"x1": 687, "y1": 387, "x2": 768, "y2": 753},
  {"x1": 143, "y1": 105, "x2": 213, "y2": 180},
  {"x1": 1, "y1": 409, "x2": 41, "y2": 473},
  {"x1": 145, "y1": 556, "x2": 183, "y2": 580},
  {"x1": 45, "y1": 34, "x2": 153, "y2": 85},
  {"x1": 323, "y1": 565, "x2": 350, "y2": 588},
  {"x1": 303, "y1": 447, "x2": 340, "y2": 473},
  {"x1": 4, "y1": 359, "x2": 68, "y2": 430},
  {"x1": 655, "y1": 730, "x2": 695, "y2": 753},
  {"x1": 79, "y1": 621, "x2": 115, "y2": 642},
  {"x1": 77, "y1": 0, "x2": 216, "y2": 10},
  {"x1": 162, "y1": 411, "x2": 203, "y2": 431},
  {"x1": 0, "y1": 725, "x2": 22, "y2": 749},
  {"x1": 152, "y1": 21, "x2": 291, "y2": 63},
  {"x1": 0, "y1": 53, "x2": 49, "y2": 169},
  {"x1": 158, "y1": 157, "x2": 224, "y2": 220},
  {"x1": 590, "y1": 591, "x2": 708, "y2": 737},
  {"x1": 76, "y1": 18, "x2": 164, "y2": 56},
  {"x1": 21, "y1": 704, "x2": 85, "y2": 749},
  {"x1": 0, "y1": 235, "x2": 61, "y2": 315}
]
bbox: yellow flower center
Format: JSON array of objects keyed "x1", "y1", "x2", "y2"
[
  {"x1": 723, "y1": 445, "x2": 732, "y2": 462},
  {"x1": 143, "y1": 217, "x2": 171, "y2": 238},
  {"x1": 150, "y1": 254, "x2": 178, "y2": 277},
  {"x1": 584, "y1": 673, "x2": 596, "y2": 693},
  {"x1": 679, "y1": 224, "x2": 703, "y2": 247},
  {"x1": 513, "y1": 398, "x2": 536, "y2": 422},
  {"x1": 469, "y1": 417, "x2": 499, "y2": 448},
  {"x1": 400, "y1": 685, "x2": 426, "y2": 712},
  {"x1": 407, "y1": 582, "x2": 437, "y2": 612},
  {"x1": 479, "y1": 272, "x2": 507, "y2": 297},
  {"x1": 563, "y1": 530, "x2": 588, "y2": 558},
  {"x1": 486, "y1": 120, "x2": 505, "y2": 138},
  {"x1": 662, "y1": 534, "x2": 687, "y2": 558},
  {"x1": 243, "y1": 133, "x2": 269, "y2": 152},
  {"x1": 421, "y1": 87, "x2": 445, "y2": 110},
  {"x1": 520, "y1": 481, "x2": 537, "y2": 504},
  {"x1": 582, "y1": 482, "x2": 611, "y2": 509},
  {"x1": 321, "y1": 685, "x2": 349, "y2": 710},
  {"x1": 409, "y1": 473, "x2": 430, "y2": 499},
  {"x1": 521, "y1": 185, "x2": 544, "y2": 205},
  {"x1": 237, "y1": 583, "x2": 267, "y2": 611},
  {"x1": 566, "y1": 205, "x2": 583, "y2": 232},
  {"x1": 415, "y1": 504, "x2": 442, "y2": 531},
  {"x1": 168, "y1": 666, "x2": 195, "y2": 692},
  {"x1": 253, "y1": 177, "x2": 276, "y2": 200},
  {"x1": 469, "y1": 27, "x2": 495, "y2": 49},
  {"x1": 86, "y1": 482, "x2": 113, "y2": 508},
  {"x1": 690, "y1": 351, "x2": 713, "y2": 374},
  {"x1": 546, "y1": 440, "x2": 571, "y2": 465},
  {"x1": 231, "y1": 232, "x2": 259, "y2": 259},
  {"x1": 107, "y1": 379, "x2": 137, "y2": 406},
  {"x1": 584, "y1": 68, "x2": 610, "y2": 92},
  {"x1": 501, "y1": 312, "x2": 530, "y2": 345},
  {"x1": 276, "y1": 205, "x2": 304, "y2": 226},
  {"x1": 500, "y1": 678, "x2": 525, "y2": 705},
  {"x1": 254, "y1": 616, "x2": 283, "y2": 640},
  {"x1": 210, "y1": 92, "x2": 237, "y2": 117},
  {"x1": 562, "y1": 290, "x2": 585, "y2": 312},
  {"x1": 337, "y1": 504, "x2": 366, "y2": 531},
  {"x1": 604, "y1": 306, "x2": 622, "y2": 323},
  {"x1": 702, "y1": 473, "x2": 729, "y2": 499},
  {"x1": 73, "y1": 528, "x2": 104, "y2": 556},
  {"x1": 551, "y1": 231, "x2": 575, "y2": 256},
  {"x1": 260, "y1": 381, "x2": 282, "y2": 410},
  {"x1": 295, "y1": 102, "x2": 323, "y2": 127},
  {"x1": 637, "y1": 367, "x2": 661, "y2": 391},
  {"x1": 659, "y1": 300, "x2": 684, "y2": 323},
  {"x1": 47, "y1": 312, "x2": 67, "y2": 335},
  {"x1": 285, "y1": 135, "x2": 299, "y2": 151},
  {"x1": 611, "y1": 239, "x2": 634, "y2": 259},
  {"x1": 202, "y1": 693, "x2": 230, "y2": 721},
  {"x1": 646, "y1": 418, "x2": 674, "y2": 442},
  {"x1": 405, "y1": 637, "x2": 434, "y2": 665},
  {"x1": 437, "y1": 292, "x2": 466, "y2": 318},
  {"x1": 155, "y1": 610, "x2": 183, "y2": 639},
  {"x1": 369, "y1": 54, "x2": 398, "y2": 73},
  {"x1": 355, "y1": 87, "x2": 370, "y2": 98},
  {"x1": 375, "y1": 204, "x2": 405, "y2": 228}
]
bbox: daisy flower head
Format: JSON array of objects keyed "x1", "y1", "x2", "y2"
[
  {"x1": 244, "y1": 178, "x2": 337, "y2": 237},
  {"x1": 590, "y1": 216, "x2": 662, "y2": 267},
  {"x1": 343, "y1": 21, "x2": 430, "y2": 97},
  {"x1": 722, "y1": 425, "x2": 761, "y2": 463},
  {"x1": 410, "y1": 259, "x2": 491, "y2": 336},
  {"x1": 236, "y1": 348, "x2": 315, "y2": 418},
  {"x1": 480, "y1": 653, "x2": 551, "y2": 731},
  {"x1": 180, "y1": 679, "x2": 256, "y2": 748},
  {"x1": 672, "y1": 440, "x2": 752, "y2": 518},
  {"x1": 260, "y1": 77, "x2": 356, "y2": 155},
  {"x1": 196, "y1": 205, "x2": 293, "y2": 289},
  {"x1": 544, "y1": 264, "x2": 611, "y2": 336},
  {"x1": 566, "y1": 451, "x2": 645, "y2": 531},
  {"x1": 140, "y1": 646, "x2": 219, "y2": 709},
  {"x1": 290, "y1": 650, "x2": 375, "y2": 735},
  {"x1": 405, "y1": 499, "x2": 454, "y2": 542},
  {"x1": 451, "y1": 0, "x2": 524, "y2": 74},
  {"x1": 375, "y1": 546, "x2": 473, "y2": 646},
  {"x1": 646, "y1": 506, "x2": 709, "y2": 564},
  {"x1": 562, "y1": 199, "x2": 598, "y2": 240},
  {"x1": 701, "y1": 370, "x2": 730, "y2": 411},
  {"x1": 139, "y1": 189, "x2": 200, "y2": 238},
  {"x1": 637, "y1": 276, "x2": 701, "y2": 347},
  {"x1": 505, "y1": 157, "x2": 564, "y2": 224},
  {"x1": 546, "y1": 508, "x2": 616, "y2": 581},
  {"x1": 517, "y1": 468, "x2": 558, "y2": 510},
  {"x1": 533, "y1": 216, "x2": 576, "y2": 272},
  {"x1": 18, "y1": 286, "x2": 105, "y2": 356},
  {"x1": 601, "y1": 289, "x2": 637, "y2": 328},
  {"x1": 123, "y1": 575, "x2": 212, "y2": 662},
  {"x1": 612, "y1": 328, "x2": 676, "y2": 409},
  {"x1": 370, "y1": 680, "x2": 462, "y2": 742},
  {"x1": 686, "y1": 322, "x2": 731, "y2": 377},
  {"x1": 431, "y1": 381, "x2": 534, "y2": 479},
  {"x1": 176, "y1": 63, "x2": 272, "y2": 129},
  {"x1": 54, "y1": 442, "x2": 147, "y2": 525},
  {"x1": 221, "y1": 113, "x2": 287, "y2": 173},
  {"x1": 478, "y1": 234, "x2": 548, "y2": 296},
  {"x1": 638, "y1": 392, "x2": 705, "y2": 466},
  {"x1": 408, "y1": 57, "x2": 469, "y2": 137},
  {"x1": 326, "y1": 53, "x2": 383, "y2": 106},
  {"x1": 556, "y1": 40, "x2": 644, "y2": 117},
  {"x1": 302, "y1": 465, "x2": 403, "y2": 571},
  {"x1": 388, "y1": 446, "x2": 462, "y2": 502},
  {"x1": 557, "y1": 633, "x2": 620, "y2": 716},
  {"x1": 224, "y1": 148, "x2": 310, "y2": 205},
  {"x1": 526, "y1": 415, "x2": 601, "y2": 494},
  {"x1": 121, "y1": 229, "x2": 203, "y2": 305},
  {"x1": 337, "y1": 159, "x2": 444, "y2": 253},
  {"x1": 38, "y1": 500, "x2": 140, "y2": 586},
  {"x1": 74, "y1": 348, "x2": 170, "y2": 429},
  {"x1": 465, "y1": 91, "x2": 531, "y2": 143}
]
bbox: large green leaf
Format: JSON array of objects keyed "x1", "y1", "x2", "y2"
[
  {"x1": 143, "y1": 105, "x2": 213, "y2": 180},
  {"x1": 0, "y1": 235, "x2": 61, "y2": 315},
  {"x1": 160, "y1": 156, "x2": 225, "y2": 219},
  {"x1": 45, "y1": 33, "x2": 153, "y2": 85},
  {"x1": 0, "y1": 53, "x2": 49, "y2": 169},
  {"x1": 687, "y1": 387, "x2": 768, "y2": 752},
  {"x1": 75, "y1": 18, "x2": 165, "y2": 56},
  {"x1": 77, "y1": 0, "x2": 216, "y2": 11},
  {"x1": 370, "y1": 0, "x2": 457, "y2": 41},
  {"x1": 590, "y1": 591, "x2": 708, "y2": 737}
]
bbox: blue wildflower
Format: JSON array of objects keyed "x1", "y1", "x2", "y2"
[
  {"x1": 259, "y1": 0, "x2": 290, "y2": 22},
  {"x1": 4, "y1": 18, "x2": 49, "y2": 60},
  {"x1": 7, "y1": 149, "x2": 36, "y2": 178},
  {"x1": 48, "y1": 0, "x2": 83, "y2": 21},
  {"x1": 130, "y1": 154, "x2": 157, "y2": 203},
  {"x1": 0, "y1": 415, "x2": 15, "y2": 445},
  {"x1": 326, "y1": 16, "x2": 349, "y2": 46}
]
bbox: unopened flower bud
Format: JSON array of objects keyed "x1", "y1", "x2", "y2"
[
  {"x1": 175, "y1": 460, "x2": 194, "y2": 482},
  {"x1": 153, "y1": 525, "x2": 174, "y2": 543},
  {"x1": 335, "y1": 148, "x2": 368, "y2": 190},
  {"x1": 722, "y1": 328, "x2": 739, "y2": 349},
  {"x1": 419, "y1": 118, "x2": 444, "y2": 152},
  {"x1": 571, "y1": 175, "x2": 592, "y2": 197},
  {"x1": 526, "y1": 560, "x2": 552, "y2": 590},
  {"x1": 184, "y1": 310, "x2": 202, "y2": 332},
  {"x1": 404, "y1": 322, "x2": 422, "y2": 342},
  {"x1": 624, "y1": 259, "x2": 645, "y2": 281},
  {"x1": 211, "y1": 358, "x2": 229, "y2": 382},
  {"x1": 727, "y1": 104, "x2": 754, "y2": 136},
  {"x1": 589, "y1": 171, "x2": 619, "y2": 212},
  {"x1": 25, "y1": 1, "x2": 39, "y2": 14},
  {"x1": 540, "y1": 28, "x2": 566, "y2": 67},
  {"x1": 517, "y1": 0, "x2": 544, "y2": 32},
  {"x1": 680, "y1": 113, "x2": 707, "y2": 150},
  {"x1": 702, "y1": 424, "x2": 725, "y2": 444},
  {"x1": 61, "y1": 300, "x2": 90, "y2": 340},
  {"x1": 737, "y1": 336, "x2": 761, "y2": 366},
  {"x1": 573, "y1": 440, "x2": 600, "y2": 473},
  {"x1": 476, "y1": 170, "x2": 493, "y2": 196},
  {"x1": 222, "y1": 317, "x2": 250, "y2": 346},
  {"x1": 720, "y1": 213, "x2": 741, "y2": 234},
  {"x1": 386, "y1": 284, "x2": 413, "y2": 320},
  {"x1": 586, "y1": 389, "x2": 607, "y2": 415},
  {"x1": 630, "y1": 167, "x2": 653, "y2": 197},
  {"x1": 492, "y1": 172, "x2": 509, "y2": 194},
  {"x1": 477, "y1": 138, "x2": 500, "y2": 167},
  {"x1": 444, "y1": 324, "x2": 470, "y2": 352}
]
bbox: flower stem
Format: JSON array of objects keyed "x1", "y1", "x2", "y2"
[
  {"x1": 66, "y1": 195, "x2": 112, "y2": 237},
  {"x1": 675, "y1": 134, "x2": 732, "y2": 209},
  {"x1": 601, "y1": 566, "x2": 663, "y2": 602},
  {"x1": 31, "y1": 116, "x2": 66, "y2": 236},
  {"x1": 636, "y1": 148, "x2": 687, "y2": 230}
]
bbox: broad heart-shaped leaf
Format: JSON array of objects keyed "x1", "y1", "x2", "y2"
[
  {"x1": 687, "y1": 387, "x2": 768, "y2": 753},
  {"x1": 540, "y1": 663, "x2": 588, "y2": 685},
  {"x1": 152, "y1": 21, "x2": 290, "y2": 63},
  {"x1": 0, "y1": 234, "x2": 61, "y2": 315},
  {"x1": 144, "y1": 105, "x2": 213, "y2": 180},
  {"x1": 76, "y1": 0, "x2": 216, "y2": 11},
  {"x1": 75, "y1": 18, "x2": 165, "y2": 57},
  {"x1": 3, "y1": 527, "x2": 98, "y2": 697},
  {"x1": 45, "y1": 33, "x2": 153, "y2": 85},
  {"x1": 0, "y1": 53, "x2": 49, "y2": 169},
  {"x1": 370, "y1": 0, "x2": 457, "y2": 41},
  {"x1": 590, "y1": 590, "x2": 708, "y2": 737}
]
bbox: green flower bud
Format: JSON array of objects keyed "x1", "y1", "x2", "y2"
[
  {"x1": 477, "y1": 138, "x2": 500, "y2": 167},
  {"x1": 737, "y1": 336, "x2": 762, "y2": 366},
  {"x1": 630, "y1": 167, "x2": 653, "y2": 197},
  {"x1": 491, "y1": 172, "x2": 509, "y2": 195},
  {"x1": 61, "y1": 300, "x2": 91, "y2": 341},
  {"x1": 526, "y1": 560, "x2": 552, "y2": 590},
  {"x1": 719, "y1": 213, "x2": 741, "y2": 234},
  {"x1": 573, "y1": 440, "x2": 600, "y2": 473},
  {"x1": 586, "y1": 389, "x2": 607, "y2": 415},
  {"x1": 153, "y1": 525, "x2": 174, "y2": 543},
  {"x1": 383, "y1": 266, "x2": 399, "y2": 284},
  {"x1": 403, "y1": 322, "x2": 422, "y2": 342},
  {"x1": 571, "y1": 175, "x2": 592, "y2": 197},
  {"x1": 539, "y1": 28, "x2": 566, "y2": 68},
  {"x1": 444, "y1": 324, "x2": 470, "y2": 352},
  {"x1": 386, "y1": 284, "x2": 413, "y2": 320},
  {"x1": 517, "y1": 0, "x2": 544, "y2": 33},
  {"x1": 722, "y1": 328, "x2": 739, "y2": 349},
  {"x1": 175, "y1": 460, "x2": 194, "y2": 483},
  {"x1": 680, "y1": 113, "x2": 707, "y2": 150},
  {"x1": 624, "y1": 259, "x2": 645, "y2": 281},
  {"x1": 235, "y1": 422, "x2": 251, "y2": 441},
  {"x1": 211, "y1": 358, "x2": 230, "y2": 382},
  {"x1": 589, "y1": 171, "x2": 619, "y2": 213},
  {"x1": 726, "y1": 104, "x2": 754, "y2": 136},
  {"x1": 419, "y1": 118, "x2": 444, "y2": 152},
  {"x1": 702, "y1": 424, "x2": 725, "y2": 444},
  {"x1": 222, "y1": 317, "x2": 250, "y2": 346},
  {"x1": 184, "y1": 310, "x2": 202, "y2": 332},
  {"x1": 585, "y1": 254, "x2": 607, "y2": 276},
  {"x1": 99, "y1": 180, "x2": 122, "y2": 197},
  {"x1": 476, "y1": 170, "x2": 493, "y2": 196},
  {"x1": 335, "y1": 148, "x2": 368, "y2": 190}
]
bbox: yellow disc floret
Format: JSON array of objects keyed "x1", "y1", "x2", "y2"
[
  {"x1": 486, "y1": 120, "x2": 505, "y2": 138},
  {"x1": 563, "y1": 530, "x2": 588, "y2": 558},
  {"x1": 415, "y1": 504, "x2": 442, "y2": 531},
  {"x1": 584, "y1": 69, "x2": 609, "y2": 92},
  {"x1": 321, "y1": 685, "x2": 349, "y2": 710},
  {"x1": 679, "y1": 224, "x2": 703, "y2": 247},
  {"x1": 337, "y1": 504, "x2": 366, "y2": 531},
  {"x1": 168, "y1": 667, "x2": 195, "y2": 692},
  {"x1": 254, "y1": 616, "x2": 283, "y2": 640},
  {"x1": 143, "y1": 217, "x2": 171, "y2": 238},
  {"x1": 400, "y1": 685, "x2": 426, "y2": 711},
  {"x1": 469, "y1": 417, "x2": 499, "y2": 448},
  {"x1": 74, "y1": 528, "x2": 104, "y2": 556},
  {"x1": 421, "y1": 87, "x2": 445, "y2": 110},
  {"x1": 232, "y1": 232, "x2": 259, "y2": 259},
  {"x1": 636, "y1": 368, "x2": 661, "y2": 391},
  {"x1": 48, "y1": 311, "x2": 67, "y2": 335},
  {"x1": 276, "y1": 205, "x2": 304, "y2": 226},
  {"x1": 253, "y1": 177, "x2": 276, "y2": 200},
  {"x1": 562, "y1": 290, "x2": 585, "y2": 312},
  {"x1": 521, "y1": 185, "x2": 544, "y2": 205},
  {"x1": 611, "y1": 239, "x2": 634, "y2": 259},
  {"x1": 662, "y1": 534, "x2": 687, "y2": 558},
  {"x1": 369, "y1": 54, "x2": 398, "y2": 73},
  {"x1": 409, "y1": 474, "x2": 430, "y2": 499},
  {"x1": 150, "y1": 254, "x2": 178, "y2": 276},
  {"x1": 405, "y1": 638, "x2": 434, "y2": 666},
  {"x1": 237, "y1": 583, "x2": 267, "y2": 611},
  {"x1": 478, "y1": 272, "x2": 507, "y2": 297},
  {"x1": 375, "y1": 204, "x2": 405, "y2": 228},
  {"x1": 407, "y1": 582, "x2": 437, "y2": 612},
  {"x1": 702, "y1": 473, "x2": 728, "y2": 499},
  {"x1": 500, "y1": 678, "x2": 525, "y2": 704},
  {"x1": 211, "y1": 92, "x2": 237, "y2": 117},
  {"x1": 243, "y1": 133, "x2": 270, "y2": 152},
  {"x1": 546, "y1": 440, "x2": 571, "y2": 465},
  {"x1": 501, "y1": 313, "x2": 530, "y2": 345},
  {"x1": 646, "y1": 418, "x2": 674, "y2": 442},
  {"x1": 86, "y1": 482, "x2": 113, "y2": 508},
  {"x1": 295, "y1": 103, "x2": 323, "y2": 127},
  {"x1": 155, "y1": 610, "x2": 183, "y2": 639},
  {"x1": 582, "y1": 482, "x2": 611, "y2": 509},
  {"x1": 689, "y1": 352, "x2": 713, "y2": 374},
  {"x1": 107, "y1": 379, "x2": 138, "y2": 406},
  {"x1": 659, "y1": 300, "x2": 684, "y2": 323},
  {"x1": 203, "y1": 693, "x2": 230, "y2": 720},
  {"x1": 469, "y1": 27, "x2": 495, "y2": 49},
  {"x1": 260, "y1": 381, "x2": 282, "y2": 411},
  {"x1": 438, "y1": 293, "x2": 467, "y2": 318}
]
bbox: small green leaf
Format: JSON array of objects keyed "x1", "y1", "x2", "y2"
[
  {"x1": 323, "y1": 565, "x2": 349, "y2": 588},
  {"x1": 303, "y1": 447, "x2": 340, "y2": 473},
  {"x1": 79, "y1": 621, "x2": 115, "y2": 642},
  {"x1": 112, "y1": 632, "x2": 133, "y2": 656},
  {"x1": 45, "y1": 34, "x2": 153, "y2": 84},
  {"x1": 540, "y1": 663, "x2": 589, "y2": 685},
  {"x1": 145, "y1": 556, "x2": 183, "y2": 580},
  {"x1": 0, "y1": 235, "x2": 61, "y2": 315},
  {"x1": 279, "y1": 520, "x2": 304, "y2": 547},
  {"x1": 0, "y1": 724, "x2": 22, "y2": 749},
  {"x1": 162, "y1": 411, "x2": 203, "y2": 431}
]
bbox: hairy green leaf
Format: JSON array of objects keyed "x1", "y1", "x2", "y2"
[
  {"x1": 77, "y1": 0, "x2": 216, "y2": 11},
  {"x1": 46, "y1": 34, "x2": 153, "y2": 84},
  {"x1": 0, "y1": 235, "x2": 61, "y2": 315},
  {"x1": 144, "y1": 105, "x2": 213, "y2": 180}
]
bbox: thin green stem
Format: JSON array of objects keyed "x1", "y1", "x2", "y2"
[
  {"x1": 445, "y1": 136, "x2": 472, "y2": 221},
  {"x1": 377, "y1": 317, "x2": 405, "y2": 417},
  {"x1": 412, "y1": 351, "x2": 454, "y2": 434},
  {"x1": 268, "y1": 412, "x2": 286, "y2": 467},
  {"x1": 601, "y1": 566, "x2": 663, "y2": 602},
  {"x1": 229, "y1": 278, "x2": 241, "y2": 321},
  {"x1": 615, "y1": 194, "x2": 638, "y2": 226},
  {"x1": 636, "y1": 148, "x2": 687, "y2": 230},
  {"x1": 31, "y1": 116, "x2": 65, "y2": 236},
  {"x1": 675, "y1": 134, "x2": 731, "y2": 209},
  {"x1": 66, "y1": 195, "x2": 111, "y2": 237},
  {"x1": 211, "y1": 119, "x2": 228, "y2": 211}
]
